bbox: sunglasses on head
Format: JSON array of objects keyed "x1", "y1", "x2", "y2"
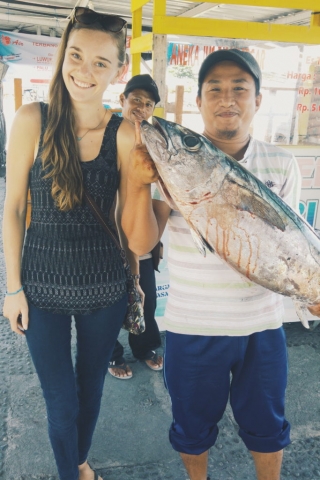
[{"x1": 70, "y1": 7, "x2": 127, "y2": 34}]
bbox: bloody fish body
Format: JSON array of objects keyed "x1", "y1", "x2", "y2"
[{"x1": 140, "y1": 117, "x2": 320, "y2": 308}]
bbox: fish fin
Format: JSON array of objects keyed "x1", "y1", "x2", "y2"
[
  {"x1": 225, "y1": 177, "x2": 286, "y2": 232},
  {"x1": 189, "y1": 228, "x2": 215, "y2": 257},
  {"x1": 190, "y1": 228, "x2": 207, "y2": 256},
  {"x1": 293, "y1": 300, "x2": 310, "y2": 329},
  {"x1": 201, "y1": 235, "x2": 215, "y2": 254}
]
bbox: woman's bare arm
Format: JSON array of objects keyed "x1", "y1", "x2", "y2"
[
  {"x1": 2, "y1": 102, "x2": 41, "y2": 334},
  {"x1": 121, "y1": 121, "x2": 169, "y2": 256},
  {"x1": 116, "y1": 119, "x2": 141, "y2": 275}
]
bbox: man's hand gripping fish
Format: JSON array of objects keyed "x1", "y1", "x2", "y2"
[{"x1": 140, "y1": 117, "x2": 320, "y2": 329}]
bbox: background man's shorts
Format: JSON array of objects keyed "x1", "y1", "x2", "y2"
[{"x1": 164, "y1": 328, "x2": 291, "y2": 455}]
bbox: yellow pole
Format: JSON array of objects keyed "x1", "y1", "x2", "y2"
[
  {"x1": 182, "y1": 0, "x2": 319, "y2": 8},
  {"x1": 131, "y1": 6, "x2": 142, "y2": 76},
  {"x1": 131, "y1": 0, "x2": 150, "y2": 10},
  {"x1": 152, "y1": 1, "x2": 167, "y2": 118},
  {"x1": 152, "y1": 15, "x2": 320, "y2": 44},
  {"x1": 154, "y1": 0, "x2": 166, "y2": 16}
]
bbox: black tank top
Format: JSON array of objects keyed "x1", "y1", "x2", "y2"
[{"x1": 21, "y1": 103, "x2": 127, "y2": 315}]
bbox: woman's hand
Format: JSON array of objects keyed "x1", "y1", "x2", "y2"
[
  {"x1": 3, "y1": 291, "x2": 29, "y2": 335},
  {"x1": 135, "y1": 282, "x2": 145, "y2": 307},
  {"x1": 127, "y1": 121, "x2": 158, "y2": 188},
  {"x1": 308, "y1": 304, "x2": 320, "y2": 318}
]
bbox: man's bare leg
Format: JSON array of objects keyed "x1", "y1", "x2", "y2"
[
  {"x1": 250, "y1": 450, "x2": 283, "y2": 480},
  {"x1": 180, "y1": 450, "x2": 208, "y2": 480}
]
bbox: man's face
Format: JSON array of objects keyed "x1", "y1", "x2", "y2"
[
  {"x1": 120, "y1": 88, "x2": 156, "y2": 124},
  {"x1": 196, "y1": 60, "x2": 262, "y2": 140}
]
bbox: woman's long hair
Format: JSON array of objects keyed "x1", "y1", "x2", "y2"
[{"x1": 41, "y1": 21, "x2": 126, "y2": 211}]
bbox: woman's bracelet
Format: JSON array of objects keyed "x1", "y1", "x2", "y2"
[
  {"x1": 6, "y1": 286, "x2": 24, "y2": 296},
  {"x1": 132, "y1": 274, "x2": 140, "y2": 281}
]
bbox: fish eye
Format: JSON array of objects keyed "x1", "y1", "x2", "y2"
[{"x1": 183, "y1": 135, "x2": 201, "y2": 150}]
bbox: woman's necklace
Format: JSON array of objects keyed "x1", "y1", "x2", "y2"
[{"x1": 76, "y1": 109, "x2": 107, "y2": 142}]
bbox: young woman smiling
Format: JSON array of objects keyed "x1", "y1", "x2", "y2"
[{"x1": 2, "y1": 8, "x2": 140, "y2": 480}]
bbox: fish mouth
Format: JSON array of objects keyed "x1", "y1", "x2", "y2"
[
  {"x1": 140, "y1": 118, "x2": 168, "y2": 149},
  {"x1": 151, "y1": 117, "x2": 169, "y2": 147}
]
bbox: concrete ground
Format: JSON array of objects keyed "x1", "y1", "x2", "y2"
[{"x1": 1, "y1": 176, "x2": 320, "y2": 480}]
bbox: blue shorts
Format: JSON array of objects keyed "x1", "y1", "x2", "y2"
[{"x1": 164, "y1": 328, "x2": 290, "y2": 455}]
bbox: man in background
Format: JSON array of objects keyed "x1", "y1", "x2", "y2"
[{"x1": 108, "y1": 74, "x2": 163, "y2": 379}]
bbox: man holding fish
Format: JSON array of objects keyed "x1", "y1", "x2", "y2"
[{"x1": 122, "y1": 50, "x2": 320, "y2": 480}]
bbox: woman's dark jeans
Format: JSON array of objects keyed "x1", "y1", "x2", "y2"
[{"x1": 25, "y1": 294, "x2": 127, "y2": 480}]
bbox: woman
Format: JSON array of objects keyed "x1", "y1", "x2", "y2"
[{"x1": 2, "y1": 7, "x2": 140, "y2": 480}]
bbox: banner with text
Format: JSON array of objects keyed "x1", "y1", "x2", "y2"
[
  {"x1": 0, "y1": 30, "x2": 132, "y2": 81},
  {"x1": 0, "y1": 30, "x2": 59, "y2": 80}
]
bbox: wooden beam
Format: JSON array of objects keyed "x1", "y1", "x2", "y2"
[
  {"x1": 14, "y1": 78, "x2": 22, "y2": 111},
  {"x1": 153, "y1": 16, "x2": 320, "y2": 44},
  {"x1": 131, "y1": 0, "x2": 150, "y2": 12},
  {"x1": 181, "y1": 0, "x2": 319, "y2": 9},
  {"x1": 153, "y1": 34, "x2": 167, "y2": 112},
  {"x1": 175, "y1": 85, "x2": 184, "y2": 125},
  {"x1": 130, "y1": 33, "x2": 153, "y2": 53}
]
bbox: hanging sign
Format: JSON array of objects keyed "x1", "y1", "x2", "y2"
[{"x1": 0, "y1": 30, "x2": 59, "y2": 78}]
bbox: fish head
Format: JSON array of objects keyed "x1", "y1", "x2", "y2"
[{"x1": 140, "y1": 117, "x2": 218, "y2": 201}]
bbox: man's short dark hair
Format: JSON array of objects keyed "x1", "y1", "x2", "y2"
[{"x1": 197, "y1": 49, "x2": 262, "y2": 97}]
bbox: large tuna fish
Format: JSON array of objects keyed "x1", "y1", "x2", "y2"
[{"x1": 140, "y1": 117, "x2": 320, "y2": 327}]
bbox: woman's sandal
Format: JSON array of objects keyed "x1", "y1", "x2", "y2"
[
  {"x1": 86, "y1": 463, "x2": 102, "y2": 480},
  {"x1": 89, "y1": 463, "x2": 102, "y2": 480},
  {"x1": 92, "y1": 469, "x2": 103, "y2": 480}
]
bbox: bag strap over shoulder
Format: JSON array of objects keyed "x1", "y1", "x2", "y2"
[
  {"x1": 83, "y1": 189, "x2": 128, "y2": 267},
  {"x1": 84, "y1": 188, "x2": 145, "y2": 336}
]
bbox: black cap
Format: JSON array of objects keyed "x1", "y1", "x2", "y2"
[
  {"x1": 123, "y1": 74, "x2": 160, "y2": 104},
  {"x1": 198, "y1": 49, "x2": 262, "y2": 95}
]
